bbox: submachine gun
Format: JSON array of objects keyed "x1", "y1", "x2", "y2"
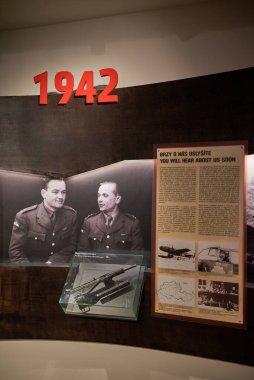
[{"x1": 71, "y1": 264, "x2": 137, "y2": 312}]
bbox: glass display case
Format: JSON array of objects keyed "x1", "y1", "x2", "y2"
[{"x1": 59, "y1": 252, "x2": 146, "y2": 320}]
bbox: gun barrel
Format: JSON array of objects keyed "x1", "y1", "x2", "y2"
[
  {"x1": 123, "y1": 263, "x2": 137, "y2": 272},
  {"x1": 70, "y1": 277, "x2": 98, "y2": 294},
  {"x1": 71, "y1": 263, "x2": 137, "y2": 294}
]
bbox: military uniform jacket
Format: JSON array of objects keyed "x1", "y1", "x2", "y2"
[
  {"x1": 78, "y1": 211, "x2": 144, "y2": 252},
  {"x1": 9, "y1": 202, "x2": 78, "y2": 264}
]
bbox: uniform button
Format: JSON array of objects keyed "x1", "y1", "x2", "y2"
[
  {"x1": 34, "y1": 237, "x2": 38, "y2": 240},
  {"x1": 50, "y1": 252, "x2": 54, "y2": 255},
  {"x1": 52, "y1": 243, "x2": 55, "y2": 246},
  {"x1": 107, "y1": 235, "x2": 110, "y2": 239},
  {"x1": 52, "y1": 232, "x2": 55, "y2": 236},
  {"x1": 93, "y1": 238, "x2": 97, "y2": 240},
  {"x1": 122, "y1": 241, "x2": 125, "y2": 243},
  {"x1": 81, "y1": 229, "x2": 84, "y2": 233},
  {"x1": 106, "y1": 245, "x2": 109, "y2": 249}
]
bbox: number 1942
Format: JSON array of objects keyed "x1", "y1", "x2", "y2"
[{"x1": 33, "y1": 68, "x2": 119, "y2": 105}]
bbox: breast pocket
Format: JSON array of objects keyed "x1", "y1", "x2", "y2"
[
  {"x1": 61, "y1": 226, "x2": 72, "y2": 240},
  {"x1": 114, "y1": 234, "x2": 132, "y2": 250},
  {"x1": 88, "y1": 232, "x2": 103, "y2": 249},
  {"x1": 27, "y1": 231, "x2": 46, "y2": 250}
]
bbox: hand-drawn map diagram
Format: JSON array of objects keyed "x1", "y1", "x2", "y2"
[{"x1": 157, "y1": 276, "x2": 195, "y2": 307}]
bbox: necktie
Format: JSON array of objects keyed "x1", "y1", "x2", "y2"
[
  {"x1": 106, "y1": 215, "x2": 113, "y2": 228},
  {"x1": 51, "y1": 212, "x2": 56, "y2": 226}
]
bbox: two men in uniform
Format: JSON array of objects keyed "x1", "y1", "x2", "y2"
[{"x1": 9, "y1": 179, "x2": 143, "y2": 264}]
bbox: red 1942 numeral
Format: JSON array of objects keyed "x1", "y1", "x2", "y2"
[
  {"x1": 99, "y1": 68, "x2": 118, "y2": 103},
  {"x1": 55, "y1": 71, "x2": 74, "y2": 105},
  {"x1": 74, "y1": 71, "x2": 97, "y2": 104},
  {"x1": 33, "y1": 68, "x2": 119, "y2": 105}
]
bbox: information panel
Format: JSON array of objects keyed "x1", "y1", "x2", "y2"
[{"x1": 153, "y1": 142, "x2": 246, "y2": 327}]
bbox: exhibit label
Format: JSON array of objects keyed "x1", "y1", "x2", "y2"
[
  {"x1": 153, "y1": 142, "x2": 247, "y2": 327},
  {"x1": 33, "y1": 68, "x2": 118, "y2": 105}
]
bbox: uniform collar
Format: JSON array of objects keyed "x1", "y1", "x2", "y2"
[
  {"x1": 97, "y1": 211, "x2": 124, "y2": 234},
  {"x1": 43, "y1": 201, "x2": 56, "y2": 219},
  {"x1": 36, "y1": 202, "x2": 52, "y2": 230},
  {"x1": 103, "y1": 208, "x2": 119, "y2": 224},
  {"x1": 37, "y1": 202, "x2": 66, "y2": 232}
]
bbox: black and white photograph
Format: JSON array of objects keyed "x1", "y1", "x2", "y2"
[
  {"x1": 0, "y1": 160, "x2": 153, "y2": 267},
  {"x1": 66, "y1": 159, "x2": 153, "y2": 266},
  {"x1": 7, "y1": 175, "x2": 78, "y2": 266},
  {"x1": 0, "y1": 170, "x2": 55, "y2": 265},
  {"x1": 198, "y1": 241, "x2": 239, "y2": 275},
  {"x1": 198, "y1": 280, "x2": 239, "y2": 312},
  {"x1": 158, "y1": 239, "x2": 195, "y2": 271}
]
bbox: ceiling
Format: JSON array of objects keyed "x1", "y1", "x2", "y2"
[{"x1": 0, "y1": 0, "x2": 209, "y2": 31}]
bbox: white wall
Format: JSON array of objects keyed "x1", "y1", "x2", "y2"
[
  {"x1": 1, "y1": 341, "x2": 254, "y2": 380},
  {"x1": 0, "y1": 0, "x2": 254, "y2": 96}
]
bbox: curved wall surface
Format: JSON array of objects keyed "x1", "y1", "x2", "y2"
[
  {"x1": 0, "y1": 1, "x2": 254, "y2": 95},
  {"x1": 1, "y1": 341, "x2": 254, "y2": 380}
]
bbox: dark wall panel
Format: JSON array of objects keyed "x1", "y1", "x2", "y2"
[
  {"x1": 0, "y1": 68, "x2": 254, "y2": 366},
  {"x1": 0, "y1": 68, "x2": 253, "y2": 175}
]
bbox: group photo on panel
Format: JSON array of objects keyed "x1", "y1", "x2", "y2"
[
  {"x1": 5, "y1": 160, "x2": 153, "y2": 266},
  {"x1": 8, "y1": 177, "x2": 144, "y2": 265}
]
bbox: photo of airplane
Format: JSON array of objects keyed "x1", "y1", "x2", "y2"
[
  {"x1": 157, "y1": 239, "x2": 195, "y2": 271},
  {"x1": 159, "y1": 246, "x2": 194, "y2": 260}
]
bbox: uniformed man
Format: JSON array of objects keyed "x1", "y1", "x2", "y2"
[
  {"x1": 9, "y1": 177, "x2": 77, "y2": 264},
  {"x1": 78, "y1": 181, "x2": 144, "y2": 252}
]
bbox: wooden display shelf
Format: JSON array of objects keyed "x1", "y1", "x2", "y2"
[{"x1": 0, "y1": 265, "x2": 254, "y2": 366}]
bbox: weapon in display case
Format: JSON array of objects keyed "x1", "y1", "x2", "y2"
[
  {"x1": 71, "y1": 264, "x2": 136, "y2": 311},
  {"x1": 59, "y1": 252, "x2": 146, "y2": 320}
]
